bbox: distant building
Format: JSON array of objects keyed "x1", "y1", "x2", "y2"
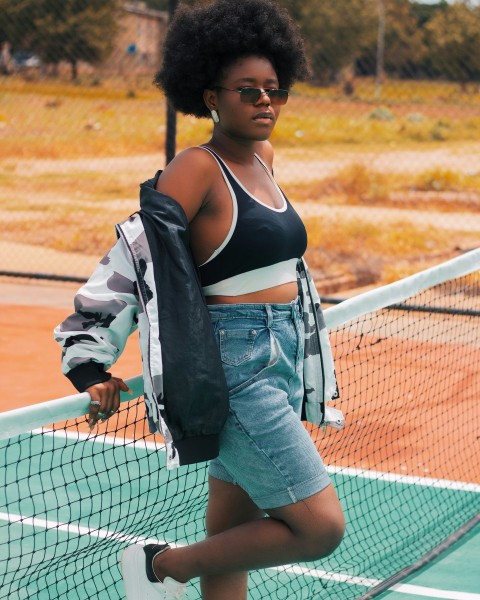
[
  {"x1": 109, "y1": 2, "x2": 168, "y2": 75},
  {"x1": 57, "y1": 2, "x2": 168, "y2": 78},
  {"x1": 9, "y1": 2, "x2": 168, "y2": 79}
]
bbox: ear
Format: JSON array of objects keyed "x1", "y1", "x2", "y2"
[{"x1": 203, "y1": 88, "x2": 218, "y2": 112}]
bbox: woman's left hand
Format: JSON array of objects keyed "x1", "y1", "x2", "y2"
[{"x1": 86, "y1": 377, "x2": 131, "y2": 431}]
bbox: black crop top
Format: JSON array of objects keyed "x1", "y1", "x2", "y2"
[{"x1": 198, "y1": 146, "x2": 307, "y2": 296}]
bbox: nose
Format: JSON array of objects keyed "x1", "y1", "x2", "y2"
[{"x1": 255, "y1": 89, "x2": 271, "y2": 106}]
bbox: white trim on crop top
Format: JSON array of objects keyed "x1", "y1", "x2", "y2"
[{"x1": 201, "y1": 257, "x2": 299, "y2": 296}]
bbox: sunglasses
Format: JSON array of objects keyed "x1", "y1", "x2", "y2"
[{"x1": 214, "y1": 86, "x2": 289, "y2": 105}]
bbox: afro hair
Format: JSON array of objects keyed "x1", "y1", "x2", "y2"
[{"x1": 154, "y1": 0, "x2": 310, "y2": 118}]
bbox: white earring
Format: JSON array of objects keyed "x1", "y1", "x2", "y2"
[{"x1": 211, "y1": 109, "x2": 220, "y2": 124}]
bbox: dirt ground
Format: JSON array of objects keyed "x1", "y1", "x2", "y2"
[
  {"x1": 8, "y1": 143, "x2": 480, "y2": 181},
  {"x1": 0, "y1": 278, "x2": 142, "y2": 409}
]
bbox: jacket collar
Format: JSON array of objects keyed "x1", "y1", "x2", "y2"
[{"x1": 139, "y1": 171, "x2": 189, "y2": 227}]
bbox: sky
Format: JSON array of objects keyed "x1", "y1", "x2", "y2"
[{"x1": 416, "y1": 0, "x2": 479, "y2": 4}]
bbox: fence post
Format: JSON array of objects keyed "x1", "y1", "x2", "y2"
[
  {"x1": 376, "y1": 0, "x2": 385, "y2": 99},
  {"x1": 165, "y1": 0, "x2": 179, "y2": 165}
]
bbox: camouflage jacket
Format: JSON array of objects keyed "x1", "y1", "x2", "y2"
[
  {"x1": 296, "y1": 259, "x2": 339, "y2": 425},
  {"x1": 55, "y1": 174, "x2": 339, "y2": 469}
]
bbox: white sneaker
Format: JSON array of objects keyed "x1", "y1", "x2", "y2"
[{"x1": 120, "y1": 543, "x2": 188, "y2": 600}]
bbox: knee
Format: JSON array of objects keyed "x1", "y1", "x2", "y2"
[
  {"x1": 301, "y1": 511, "x2": 345, "y2": 561},
  {"x1": 322, "y1": 513, "x2": 346, "y2": 556}
]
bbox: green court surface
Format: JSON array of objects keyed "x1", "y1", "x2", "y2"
[
  {"x1": 1, "y1": 429, "x2": 479, "y2": 600},
  {"x1": 377, "y1": 523, "x2": 480, "y2": 600}
]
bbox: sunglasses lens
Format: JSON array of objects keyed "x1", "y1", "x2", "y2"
[
  {"x1": 238, "y1": 88, "x2": 289, "y2": 105},
  {"x1": 239, "y1": 88, "x2": 262, "y2": 103},
  {"x1": 269, "y1": 89, "x2": 289, "y2": 105}
]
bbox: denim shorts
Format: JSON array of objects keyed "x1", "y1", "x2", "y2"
[{"x1": 208, "y1": 298, "x2": 331, "y2": 509}]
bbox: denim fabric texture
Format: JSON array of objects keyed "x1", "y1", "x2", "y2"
[{"x1": 208, "y1": 298, "x2": 331, "y2": 509}]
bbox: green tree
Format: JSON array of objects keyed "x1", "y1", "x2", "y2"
[
  {"x1": 425, "y1": 1, "x2": 480, "y2": 86},
  {"x1": 275, "y1": 0, "x2": 304, "y2": 22},
  {"x1": 278, "y1": 0, "x2": 377, "y2": 84},
  {"x1": 384, "y1": 0, "x2": 427, "y2": 77},
  {"x1": 410, "y1": 0, "x2": 449, "y2": 28},
  {"x1": 0, "y1": 0, "x2": 37, "y2": 47},
  {"x1": 145, "y1": 0, "x2": 169, "y2": 9},
  {"x1": 36, "y1": 0, "x2": 120, "y2": 80},
  {"x1": 0, "y1": 0, "x2": 120, "y2": 80}
]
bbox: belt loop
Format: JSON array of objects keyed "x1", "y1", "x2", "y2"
[
  {"x1": 265, "y1": 304, "x2": 273, "y2": 327},
  {"x1": 291, "y1": 296, "x2": 299, "y2": 320},
  {"x1": 265, "y1": 304, "x2": 279, "y2": 366}
]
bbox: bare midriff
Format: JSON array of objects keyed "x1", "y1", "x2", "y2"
[{"x1": 205, "y1": 281, "x2": 298, "y2": 305}]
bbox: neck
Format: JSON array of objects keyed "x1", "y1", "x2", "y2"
[{"x1": 207, "y1": 130, "x2": 260, "y2": 165}]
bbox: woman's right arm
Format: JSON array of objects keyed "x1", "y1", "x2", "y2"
[{"x1": 54, "y1": 236, "x2": 139, "y2": 429}]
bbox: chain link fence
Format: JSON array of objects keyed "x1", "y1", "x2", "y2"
[{"x1": 1, "y1": 0, "x2": 480, "y2": 292}]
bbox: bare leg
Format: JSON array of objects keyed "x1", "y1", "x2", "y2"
[
  {"x1": 200, "y1": 477, "x2": 265, "y2": 600},
  {"x1": 153, "y1": 482, "x2": 345, "y2": 586}
]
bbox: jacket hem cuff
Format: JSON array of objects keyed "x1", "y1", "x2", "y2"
[
  {"x1": 66, "y1": 363, "x2": 112, "y2": 393},
  {"x1": 175, "y1": 434, "x2": 220, "y2": 466}
]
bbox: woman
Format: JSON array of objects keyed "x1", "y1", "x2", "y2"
[{"x1": 55, "y1": 1, "x2": 345, "y2": 599}]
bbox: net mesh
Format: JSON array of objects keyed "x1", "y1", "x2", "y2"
[{"x1": 1, "y1": 263, "x2": 479, "y2": 600}]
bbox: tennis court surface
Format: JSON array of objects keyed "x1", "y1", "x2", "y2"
[
  {"x1": 1, "y1": 250, "x2": 479, "y2": 599},
  {"x1": 375, "y1": 522, "x2": 480, "y2": 600}
]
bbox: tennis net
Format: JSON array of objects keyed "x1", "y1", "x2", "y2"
[{"x1": 1, "y1": 249, "x2": 479, "y2": 600}]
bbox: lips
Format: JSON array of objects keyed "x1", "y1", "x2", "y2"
[{"x1": 253, "y1": 112, "x2": 274, "y2": 121}]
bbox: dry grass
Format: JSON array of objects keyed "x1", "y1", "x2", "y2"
[
  {"x1": 1, "y1": 75, "x2": 480, "y2": 290},
  {"x1": 287, "y1": 163, "x2": 480, "y2": 212},
  {"x1": 304, "y1": 214, "x2": 479, "y2": 287},
  {"x1": 1, "y1": 170, "x2": 477, "y2": 287},
  {"x1": 1, "y1": 76, "x2": 480, "y2": 160},
  {"x1": 294, "y1": 78, "x2": 480, "y2": 104},
  {"x1": 0, "y1": 171, "x2": 138, "y2": 204},
  {"x1": 415, "y1": 167, "x2": 480, "y2": 191}
]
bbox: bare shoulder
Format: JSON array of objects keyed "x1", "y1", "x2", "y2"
[
  {"x1": 155, "y1": 147, "x2": 219, "y2": 222},
  {"x1": 255, "y1": 140, "x2": 275, "y2": 172}
]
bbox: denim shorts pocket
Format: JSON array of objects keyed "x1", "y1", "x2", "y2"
[
  {"x1": 219, "y1": 328, "x2": 257, "y2": 366},
  {"x1": 214, "y1": 324, "x2": 278, "y2": 395}
]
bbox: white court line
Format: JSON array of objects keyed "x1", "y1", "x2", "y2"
[
  {"x1": 0, "y1": 511, "x2": 378, "y2": 588},
  {"x1": 31, "y1": 428, "x2": 480, "y2": 493},
  {"x1": 31, "y1": 427, "x2": 165, "y2": 452},
  {"x1": 390, "y1": 583, "x2": 480, "y2": 600},
  {"x1": 0, "y1": 512, "x2": 143, "y2": 545},
  {"x1": 269, "y1": 563, "x2": 380, "y2": 586},
  {"x1": 1, "y1": 511, "x2": 479, "y2": 598},
  {"x1": 327, "y1": 466, "x2": 480, "y2": 494}
]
